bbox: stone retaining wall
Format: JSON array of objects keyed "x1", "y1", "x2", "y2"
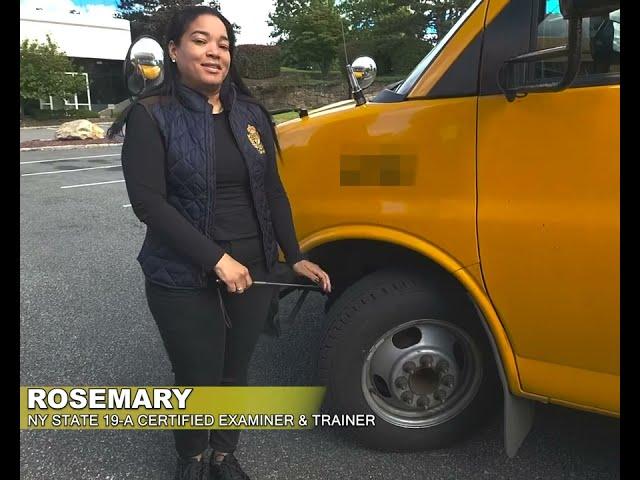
[{"x1": 247, "y1": 80, "x2": 391, "y2": 111}]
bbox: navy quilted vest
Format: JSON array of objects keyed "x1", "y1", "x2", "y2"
[{"x1": 134, "y1": 82, "x2": 279, "y2": 288}]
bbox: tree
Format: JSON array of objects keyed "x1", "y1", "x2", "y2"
[
  {"x1": 115, "y1": 0, "x2": 240, "y2": 43},
  {"x1": 268, "y1": 0, "x2": 342, "y2": 76},
  {"x1": 412, "y1": 0, "x2": 472, "y2": 40},
  {"x1": 268, "y1": 0, "x2": 307, "y2": 40},
  {"x1": 339, "y1": 0, "x2": 472, "y2": 43},
  {"x1": 338, "y1": 0, "x2": 422, "y2": 40},
  {"x1": 336, "y1": 0, "x2": 422, "y2": 75},
  {"x1": 334, "y1": 0, "x2": 472, "y2": 74},
  {"x1": 20, "y1": 35, "x2": 87, "y2": 118},
  {"x1": 269, "y1": 0, "x2": 473, "y2": 76}
]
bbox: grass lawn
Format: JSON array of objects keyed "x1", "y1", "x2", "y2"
[
  {"x1": 280, "y1": 67, "x2": 341, "y2": 75},
  {"x1": 273, "y1": 111, "x2": 300, "y2": 124}
]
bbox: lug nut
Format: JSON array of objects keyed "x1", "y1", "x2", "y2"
[
  {"x1": 419, "y1": 354, "x2": 434, "y2": 367},
  {"x1": 416, "y1": 396, "x2": 430, "y2": 409},
  {"x1": 441, "y1": 374, "x2": 455, "y2": 388},
  {"x1": 434, "y1": 389, "x2": 447, "y2": 402},
  {"x1": 401, "y1": 391, "x2": 413, "y2": 404},
  {"x1": 436, "y1": 360, "x2": 449, "y2": 374},
  {"x1": 394, "y1": 376, "x2": 408, "y2": 389},
  {"x1": 403, "y1": 361, "x2": 417, "y2": 374}
]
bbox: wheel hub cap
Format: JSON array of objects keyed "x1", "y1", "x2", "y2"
[{"x1": 361, "y1": 319, "x2": 483, "y2": 428}]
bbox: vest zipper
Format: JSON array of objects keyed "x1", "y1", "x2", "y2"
[
  {"x1": 207, "y1": 104, "x2": 232, "y2": 328},
  {"x1": 203, "y1": 106, "x2": 215, "y2": 287}
]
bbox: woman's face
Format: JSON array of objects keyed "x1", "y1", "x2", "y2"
[{"x1": 169, "y1": 14, "x2": 231, "y2": 95}]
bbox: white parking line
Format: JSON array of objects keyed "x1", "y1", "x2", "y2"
[
  {"x1": 123, "y1": 204, "x2": 132, "y2": 208},
  {"x1": 61, "y1": 180, "x2": 125, "y2": 189},
  {"x1": 22, "y1": 165, "x2": 121, "y2": 176},
  {"x1": 20, "y1": 153, "x2": 120, "y2": 165}
]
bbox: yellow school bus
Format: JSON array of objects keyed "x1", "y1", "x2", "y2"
[{"x1": 275, "y1": 0, "x2": 619, "y2": 456}]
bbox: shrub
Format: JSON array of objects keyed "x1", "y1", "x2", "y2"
[
  {"x1": 29, "y1": 109, "x2": 100, "y2": 121},
  {"x1": 236, "y1": 45, "x2": 281, "y2": 79}
]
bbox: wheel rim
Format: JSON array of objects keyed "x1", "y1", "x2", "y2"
[{"x1": 361, "y1": 319, "x2": 484, "y2": 428}]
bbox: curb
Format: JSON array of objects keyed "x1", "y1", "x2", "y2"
[{"x1": 20, "y1": 143, "x2": 123, "y2": 152}]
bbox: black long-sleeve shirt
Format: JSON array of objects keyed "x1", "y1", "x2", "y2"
[
  {"x1": 121, "y1": 103, "x2": 304, "y2": 272},
  {"x1": 210, "y1": 110, "x2": 261, "y2": 240}
]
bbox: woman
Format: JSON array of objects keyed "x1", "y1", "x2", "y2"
[{"x1": 108, "y1": 6, "x2": 331, "y2": 480}]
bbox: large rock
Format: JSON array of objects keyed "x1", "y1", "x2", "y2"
[{"x1": 55, "y1": 120, "x2": 105, "y2": 140}]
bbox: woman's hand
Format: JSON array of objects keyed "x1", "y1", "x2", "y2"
[
  {"x1": 292, "y1": 260, "x2": 332, "y2": 293},
  {"x1": 214, "y1": 253, "x2": 253, "y2": 294}
]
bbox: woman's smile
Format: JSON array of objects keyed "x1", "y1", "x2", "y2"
[{"x1": 201, "y1": 62, "x2": 222, "y2": 74}]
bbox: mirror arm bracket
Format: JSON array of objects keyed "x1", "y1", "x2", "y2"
[{"x1": 346, "y1": 64, "x2": 367, "y2": 106}]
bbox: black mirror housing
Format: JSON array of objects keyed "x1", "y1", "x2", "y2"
[
  {"x1": 560, "y1": 0, "x2": 620, "y2": 19},
  {"x1": 498, "y1": 1, "x2": 619, "y2": 101}
]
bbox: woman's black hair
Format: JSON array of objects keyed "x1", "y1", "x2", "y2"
[{"x1": 107, "y1": 6, "x2": 281, "y2": 155}]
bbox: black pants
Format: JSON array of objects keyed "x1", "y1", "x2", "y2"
[{"x1": 144, "y1": 236, "x2": 277, "y2": 458}]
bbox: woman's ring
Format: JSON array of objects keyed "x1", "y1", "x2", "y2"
[{"x1": 237, "y1": 288, "x2": 244, "y2": 293}]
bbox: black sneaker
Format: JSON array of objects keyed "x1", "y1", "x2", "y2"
[
  {"x1": 209, "y1": 453, "x2": 251, "y2": 480},
  {"x1": 174, "y1": 456, "x2": 205, "y2": 480}
]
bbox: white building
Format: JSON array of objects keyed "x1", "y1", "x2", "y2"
[{"x1": 20, "y1": 8, "x2": 132, "y2": 111}]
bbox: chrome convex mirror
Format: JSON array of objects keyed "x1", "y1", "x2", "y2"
[
  {"x1": 346, "y1": 56, "x2": 377, "y2": 107},
  {"x1": 124, "y1": 35, "x2": 165, "y2": 99},
  {"x1": 351, "y1": 56, "x2": 377, "y2": 90}
]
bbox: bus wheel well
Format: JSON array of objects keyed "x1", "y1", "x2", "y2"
[{"x1": 306, "y1": 239, "x2": 470, "y2": 312}]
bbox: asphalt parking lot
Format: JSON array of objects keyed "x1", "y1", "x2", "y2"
[{"x1": 20, "y1": 146, "x2": 620, "y2": 479}]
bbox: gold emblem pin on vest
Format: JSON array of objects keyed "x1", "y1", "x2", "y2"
[{"x1": 247, "y1": 125, "x2": 266, "y2": 155}]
